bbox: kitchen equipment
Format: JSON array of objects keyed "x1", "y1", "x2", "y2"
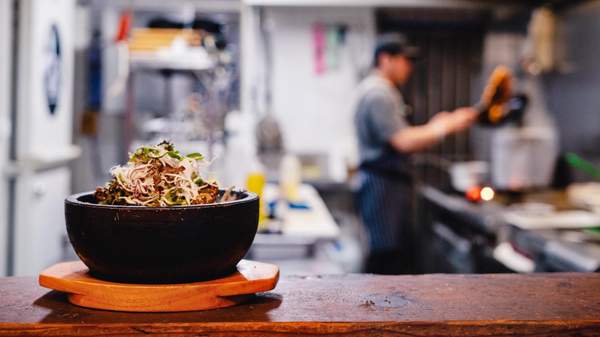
[
  {"x1": 567, "y1": 182, "x2": 600, "y2": 214},
  {"x1": 522, "y1": 7, "x2": 559, "y2": 75},
  {"x1": 507, "y1": 202, "x2": 555, "y2": 215},
  {"x1": 473, "y1": 66, "x2": 529, "y2": 127},
  {"x1": 491, "y1": 127, "x2": 558, "y2": 191},
  {"x1": 249, "y1": 184, "x2": 339, "y2": 261},
  {"x1": 279, "y1": 154, "x2": 302, "y2": 202},
  {"x1": 475, "y1": 65, "x2": 512, "y2": 125},
  {"x1": 256, "y1": 113, "x2": 284, "y2": 154},
  {"x1": 501, "y1": 94, "x2": 529, "y2": 125},
  {"x1": 39, "y1": 259, "x2": 279, "y2": 312},
  {"x1": 492, "y1": 242, "x2": 535, "y2": 273},
  {"x1": 503, "y1": 209, "x2": 600, "y2": 230},
  {"x1": 65, "y1": 190, "x2": 259, "y2": 283},
  {"x1": 449, "y1": 161, "x2": 489, "y2": 193},
  {"x1": 8, "y1": 0, "x2": 79, "y2": 277}
]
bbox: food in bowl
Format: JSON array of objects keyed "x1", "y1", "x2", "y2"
[
  {"x1": 95, "y1": 141, "x2": 225, "y2": 206},
  {"x1": 65, "y1": 141, "x2": 259, "y2": 283}
]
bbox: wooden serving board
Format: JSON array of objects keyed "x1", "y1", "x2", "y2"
[{"x1": 39, "y1": 260, "x2": 279, "y2": 312}]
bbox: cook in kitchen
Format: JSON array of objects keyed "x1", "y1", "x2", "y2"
[{"x1": 355, "y1": 33, "x2": 478, "y2": 274}]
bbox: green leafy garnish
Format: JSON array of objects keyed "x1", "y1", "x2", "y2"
[
  {"x1": 129, "y1": 146, "x2": 160, "y2": 163},
  {"x1": 167, "y1": 151, "x2": 183, "y2": 160},
  {"x1": 194, "y1": 177, "x2": 206, "y2": 186},
  {"x1": 186, "y1": 152, "x2": 204, "y2": 160}
]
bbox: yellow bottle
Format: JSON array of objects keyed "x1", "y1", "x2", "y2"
[{"x1": 246, "y1": 167, "x2": 267, "y2": 228}]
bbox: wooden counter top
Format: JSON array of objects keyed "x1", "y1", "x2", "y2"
[{"x1": 1, "y1": 273, "x2": 600, "y2": 336}]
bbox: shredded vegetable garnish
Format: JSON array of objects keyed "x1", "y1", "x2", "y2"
[{"x1": 95, "y1": 141, "x2": 220, "y2": 206}]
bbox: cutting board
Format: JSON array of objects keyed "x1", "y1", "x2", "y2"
[{"x1": 39, "y1": 260, "x2": 279, "y2": 312}]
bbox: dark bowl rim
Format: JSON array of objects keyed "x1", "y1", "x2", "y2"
[{"x1": 65, "y1": 190, "x2": 259, "y2": 210}]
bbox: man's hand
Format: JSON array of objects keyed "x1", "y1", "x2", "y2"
[
  {"x1": 429, "y1": 107, "x2": 478, "y2": 137},
  {"x1": 449, "y1": 107, "x2": 478, "y2": 133}
]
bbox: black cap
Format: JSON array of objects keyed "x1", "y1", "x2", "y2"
[{"x1": 374, "y1": 33, "x2": 420, "y2": 65}]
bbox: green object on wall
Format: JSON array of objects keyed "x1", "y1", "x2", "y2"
[{"x1": 565, "y1": 152, "x2": 600, "y2": 180}]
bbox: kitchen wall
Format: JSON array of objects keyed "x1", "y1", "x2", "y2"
[
  {"x1": 541, "y1": 0, "x2": 600, "y2": 161},
  {"x1": 263, "y1": 7, "x2": 375, "y2": 176}
]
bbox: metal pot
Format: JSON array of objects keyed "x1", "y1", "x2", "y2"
[{"x1": 449, "y1": 161, "x2": 489, "y2": 193}]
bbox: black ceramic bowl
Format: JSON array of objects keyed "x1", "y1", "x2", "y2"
[{"x1": 65, "y1": 191, "x2": 259, "y2": 284}]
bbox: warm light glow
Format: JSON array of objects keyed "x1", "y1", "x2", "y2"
[
  {"x1": 480, "y1": 186, "x2": 495, "y2": 201},
  {"x1": 465, "y1": 186, "x2": 482, "y2": 202}
]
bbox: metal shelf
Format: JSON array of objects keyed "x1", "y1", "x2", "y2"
[
  {"x1": 129, "y1": 51, "x2": 216, "y2": 72},
  {"x1": 92, "y1": 0, "x2": 241, "y2": 13}
]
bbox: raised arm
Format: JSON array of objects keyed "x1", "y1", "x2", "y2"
[{"x1": 389, "y1": 107, "x2": 478, "y2": 153}]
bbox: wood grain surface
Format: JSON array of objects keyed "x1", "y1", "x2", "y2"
[
  {"x1": 1, "y1": 273, "x2": 600, "y2": 336},
  {"x1": 38, "y1": 260, "x2": 279, "y2": 312}
]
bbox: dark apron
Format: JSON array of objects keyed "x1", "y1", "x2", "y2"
[{"x1": 356, "y1": 165, "x2": 413, "y2": 253}]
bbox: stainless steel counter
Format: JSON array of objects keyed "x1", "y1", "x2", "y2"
[{"x1": 419, "y1": 185, "x2": 600, "y2": 273}]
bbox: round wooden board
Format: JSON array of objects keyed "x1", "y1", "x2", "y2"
[{"x1": 39, "y1": 260, "x2": 279, "y2": 312}]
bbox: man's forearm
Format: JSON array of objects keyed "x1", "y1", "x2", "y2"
[
  {"x1": 389, "y1": 123, "x2": 445, "y2": 153},
  {"x1": 389, "y1": 107, "x2": 477, "y2": 154}
]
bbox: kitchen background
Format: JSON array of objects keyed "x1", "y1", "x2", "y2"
[{"x1": 2, "y1": 0, "x2": 600, "y2": 277}]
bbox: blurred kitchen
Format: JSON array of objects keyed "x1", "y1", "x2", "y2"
[{"x1": 2, "y1": 0, "x2": 600, "y2": 278}]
